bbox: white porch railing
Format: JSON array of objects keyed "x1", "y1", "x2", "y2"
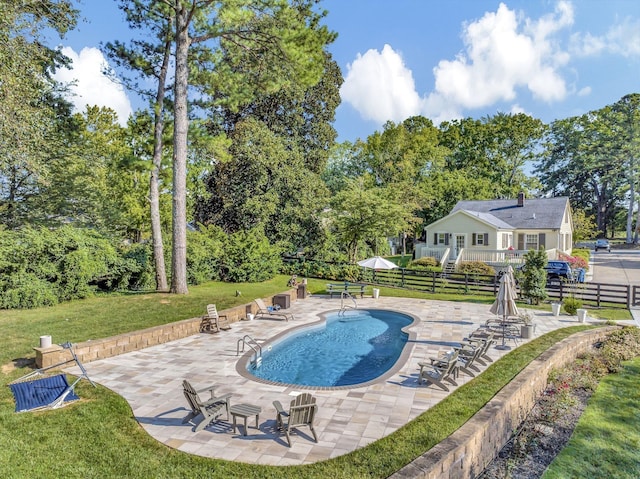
[
  {"x1": 415, "y1": 245, "x2": 450, "y2": 264},
  {"x1": 457, "y1": 248, "x2": 559, "y2": 265}
]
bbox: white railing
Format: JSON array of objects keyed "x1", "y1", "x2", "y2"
[
  {"x1": 415, "y1": 245, "x2": 449, "y2": 262},
  {"x1": 457, "y1": 248, "x2": 560, "y2": 264}
]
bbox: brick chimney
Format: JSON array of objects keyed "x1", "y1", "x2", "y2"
[{"x1": 517, "y1": 192, "x2": 525, "y2": 207}]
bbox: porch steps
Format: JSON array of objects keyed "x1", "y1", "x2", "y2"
[{"x1": 443, "y1": 261, "x2": 456, "y2": 274}]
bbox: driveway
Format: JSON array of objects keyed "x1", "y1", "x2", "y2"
[{"x1": 590, "y1": 249, "x2": 640, "y2": 285}]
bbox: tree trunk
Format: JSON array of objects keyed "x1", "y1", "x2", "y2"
[
  {"x1": 150, "y1": 37, "x2": 171, "y2": 292},
  {"x1": 170, "y1": 3, "x2": 190, "y2": 294},
  {"x1": 626, "y1": 155, "x2": 635, "y2": 243}
]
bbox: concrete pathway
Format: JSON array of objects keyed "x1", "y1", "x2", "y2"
[{"x1": 63, "y1": 295, "x2": 624, "y2": 466}]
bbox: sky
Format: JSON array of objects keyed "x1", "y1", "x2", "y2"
[{"x1": 52, "y1": 0, "x2": 640, "y2": 141}]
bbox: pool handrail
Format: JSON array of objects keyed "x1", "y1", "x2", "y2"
[
  {"x1": 339, "y1": 291, "x2": 357, "y2": 316},
  {"x1": 237, "y1": 335, "x2": 262, "y2": 367}
]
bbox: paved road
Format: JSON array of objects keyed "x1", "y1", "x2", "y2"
[
  {"x1": 590, "y1": 249, "x2": 640, "y2": 285},
  {"x1": 588, "y1": 249, "x2": 640, "y2": 326}
]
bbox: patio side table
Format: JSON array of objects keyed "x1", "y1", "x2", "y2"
[{"x1": 229, "y1": 403, "x2": 262, "y2": 436}]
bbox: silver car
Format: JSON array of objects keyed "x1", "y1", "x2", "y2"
[{"x1": 595, "y1": 239, "x2": 611, "y2": 252}]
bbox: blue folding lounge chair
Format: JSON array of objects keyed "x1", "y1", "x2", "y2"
[{"x1": 8, "y1": 342, "x2": 96, "y2": 412}]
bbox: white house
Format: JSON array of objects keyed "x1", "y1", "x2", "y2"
[{"x1": 416, "y1": 193, "x2": 573, "y2": 269}]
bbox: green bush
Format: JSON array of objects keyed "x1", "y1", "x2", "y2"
[
  {"x1": 456, "y1": 261, "x2": 495, "y2": 275},
  {"x1": 0, "y1": 272, "x2": 58, "y2": 309},
  {"x1": 122, "y1": 242, "x2": 155, "y2": 290},
  {"x1": 520, "y1": 248, "x2": 548, "y2": 305},
  {"x1": 563, "y1": 296, "x2": 583, "y2": 315},
  {"x1": 408, "y1": 257, "x2": 438, "y2": 270},
  {"x1": 186, "y1": 225, "x2": 225, "y2": 285},
  {"x1": 222, "y1": 226, "x2": 282, "y2": 282},
  {"x1": 0, "y1": 226, "x2": 149, "y2": 309}
]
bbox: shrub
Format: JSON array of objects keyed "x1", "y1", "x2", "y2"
[
  {"x1": 186, "y1": 225, "x2": 225, "y2": 285},
  {"x1": 520, "y1": 248, "x2": 548, "y2": 305},
  {"x1": 456, "y1": 261, "x2": 495, "y2": 275},
  {"x1": 408, "y1": 257, "x2": 438, "y2": 270},
  {"x1": 0, "y1": 226, "x2": 150, "y2": 309},
  {"x1": 563, "y1": 296, "x2": 583, "y2": 315},
  {"x1": 0, "y1": 272, "x2": 58, "y2": 309},
  {"x1": 560, "y1": 251, "x2": 589, "y2": 271},
  {"x1": 222, "y1": 226, "x2": 282, "y2": 282},
  {"x1": 121, "y1": 242, "x2": 155, "y2": 290}
]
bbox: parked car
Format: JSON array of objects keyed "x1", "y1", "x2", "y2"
[
  {"x1": 507, "y1": 260, "x2": 575, "y2": 285},
  {"x1": 595, "y1": 239, "x2": 611, "y2": 252},
  {"x1": 545, "y1": 260, "x2": 574, "y2": 284}
]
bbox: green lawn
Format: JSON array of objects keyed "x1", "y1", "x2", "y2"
[
  {"x1": 0, "y1": 276, "x2": 633, "y2": 478},
  {"x1": 543, "y1": 357, "x2": 640, "y2": 479}
]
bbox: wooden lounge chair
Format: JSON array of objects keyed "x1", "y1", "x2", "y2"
[
  {"x1": 200, "y1": 304, "x2": 231, "y2": 333},
  {"x1": 182, "y1": 380, "x2": 231, "y2": 432},
  {"x1": 463, "y1": 333, "x2": 495, "y2": 366},
  {"x1": 254, "y1": 298, "x2": 294, "y2": 321},
  {"x1": 456, "y1": 345, "x2": 483, "y2": 378},
  {"x1": 418, "y1": 350, "x2": 459, "y2": 391},
  {"x1": 273, "y1": 393, "x2": 318, "y2": 447}
]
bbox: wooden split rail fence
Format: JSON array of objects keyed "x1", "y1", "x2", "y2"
[{"x1": 367, "y1": 269, "x2": 635, "y2": 309}]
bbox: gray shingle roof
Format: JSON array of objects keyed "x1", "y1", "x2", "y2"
[
  {"x1": 460, "y1": 211, "x2": 514, "y2": 229},
  {"x1": 451, "y1": 197, "x2": 569, "y2": 229}
]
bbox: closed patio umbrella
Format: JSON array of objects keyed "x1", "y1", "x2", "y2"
[{"x1": 490, "y1": 266, "x2": 519, "y2": 350}]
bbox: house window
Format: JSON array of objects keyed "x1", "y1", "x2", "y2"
[
  {"x1": 436, "y1": 233, "x2": 447, "y2": 245},
  {"x1": 525, "y1": 234, "x2": 538, "y2": 250},
  {"x1": 502, "y1": 233, "x2": 510, "y2": 249},
  {"x1": 472, "y1": 233, "x2": 489, "y2": 246}
]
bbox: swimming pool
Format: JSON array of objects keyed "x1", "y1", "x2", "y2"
[{"x1": 241, "y1": 309, "x2": 417, "y2": 388}]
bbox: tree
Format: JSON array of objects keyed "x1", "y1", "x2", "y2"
[
  {"x1": 440, "y1": 113, "x2": 544, "y2": 198},
  {"x1": 330, "y1": 180, "x2": 419, "y2": 262},
  {"x1": 611, "y1": 94, "x2": 640, "y2": 243},
  {"x1": 572, "y1": 209, "x2": 597, "y2": 243},
  {"x1": 196, "y1": 118, "x2": 328, "y2": 250},
  {"x1": 0, "y1": 1, "x2": 78, "y2": 228},
  {"x1": 520, "y1": 248, "x2": 548, "y2": 305},
  {"x1": 106, "y1": 1, "x2": 175, "y2": 290},
  {"x1": 537, "y1": 110, "x2": 626, "y2": 237},
  {"x1": 45, "y1": 107, "x2": 148, "y2": 237},
  {"x1": 120, "y1": 0, "x2": 334, "y2": 294},
  {"x1": 196, "y1": 51, "x2": 341, "y2": 251}
]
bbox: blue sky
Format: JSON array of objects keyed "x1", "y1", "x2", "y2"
[{"x1": 54, "y1": 1, "x2": 639, "y2": 141}]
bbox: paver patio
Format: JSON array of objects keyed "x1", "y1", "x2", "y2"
[{"x1": 65, "y1": 295, "x2": 597, "y2": 466}]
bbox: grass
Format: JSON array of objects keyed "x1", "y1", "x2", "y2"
[
  {"x1": 0, "y1": 276, "x2": 630, "y2": 478},
  {"x1": 0, "y1": 276, "x2": 291, "y2": 367},
  {"x1": 543, "y1": 357, "x2": 640, "y2": 479}
]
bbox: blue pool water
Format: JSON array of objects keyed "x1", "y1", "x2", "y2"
[{"x1": 245, "y1": 309, "x2": 413, "y2": 387}]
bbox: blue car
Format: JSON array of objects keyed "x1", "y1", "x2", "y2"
[{"x1": 545, "y1": 261, "x2": 574, "y2": 284}]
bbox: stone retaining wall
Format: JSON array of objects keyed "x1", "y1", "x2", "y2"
[
  {"x1": 34, "y1": 289, "x2": 299, "y2": 369},
  {"x1": 390, "y1": 326, "x2": 618, "y2": 479}
]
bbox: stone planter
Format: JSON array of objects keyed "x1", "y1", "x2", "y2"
[
  {"x1": 373, "y1": 288, "x2": 380, "y2": 299},
  {"x1": 551, "y1": 302, "x2": 561, "y2": 316}
]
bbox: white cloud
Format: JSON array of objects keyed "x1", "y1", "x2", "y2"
[
  {"x1": 341, "y1": 2, "x2": 581, "y2": 126},
  {"x1": 53, "y1": 46, "x2": 133, "y2": 125},
  {"x1": 571, "y1": 17, "x2": 640, "y2": 58},
  {"x1": 577, "y1": 86, "x2": 592, "y2": 97},
  {"x1": 429, "y1": 1, "x2": 572, "y2": 112},
  {"x1": 339, "y1": 44, "x2": 422, "y2": 124}
]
